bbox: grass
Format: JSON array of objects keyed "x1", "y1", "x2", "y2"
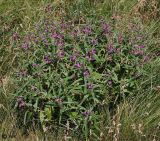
[{"x1": 0, "y1": 0, "x2": 160, "y2": 140}]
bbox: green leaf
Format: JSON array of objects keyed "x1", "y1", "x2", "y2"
[{"x1": 44, "y1": 107, "x2": 52, "y2": 121}]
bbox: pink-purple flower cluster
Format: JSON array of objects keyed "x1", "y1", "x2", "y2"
[
  {"x1": 74, "y1": 62, "x2": 82, "y2": 69},
  {"x1": 17, "y1": 97, "x2": 26, "y2": 108},
  {"x1": 21, "y1": 42, "x2": 29, "y2": 50},
  {"x1": 44, "y1": 55, "x2": 52, "y2": 64},
  {"x1": 82, "y1": 110, "x2": 90, "y2": 117},
  {"x1": 83, "y1": 70, "x2": 90, "y2": 77},
  {"x1": 87, "y1": 83, "x2": 94, "y2": 90},
  {"x1": 86, "y1": 49, "x2": 97, "y2": 61},
  {"x1": 82, "y1": 26, "x2": 92, "y2": 35},
  {"x1": 101, "y1": 23, "x2": 110, "y2": 34}
]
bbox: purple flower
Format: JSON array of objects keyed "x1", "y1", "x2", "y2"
[
  {"x1": 131, "y1": 50, "x2": 144, "y2": 56},
  {"x1": 82, "y1": 26, "x2": 92, "y2": 35},
  {"x1": 55, "y1": 40, "x2": 64, "y2": 47},
  {"x1": 86, "y1": 49, "x2": 96, "y2": 61},
  {"x1": 101, "y1": 23, "x2": 110, "y2": 34},
  {"x1": 139, "y1": 45, "x2": 145, "y2": 49},
  {"x1": 106, "y1": 44, "x2": 115, "y2": 54},
  {"x1": 60, "y1": 22, "x2": 68, "y2": 30},
  {"x1": 71, "y1": 29, "x2": 78, "y2": 38},
  {"x1": 83, "y1": 70, "x2": 90, "y2": 77},
  {"x1": 21, "y1": 42, "x2": 29, "y2": 50},
  {"x1": 143, "y1": 55, "x2": 150, "y2": 62},
  {"x1": 74, "y1": 63, "x2": 82, "y2": 69},
  {"x1": 44, "y1": 28, "x2": 49, "y2": 33},
  {"x1": 134, "y1": 44, "x2": 145, "y2": 49},
  {"x1": 87, "y1": 83, "x2": 94, "y2": 90},
  {"x1": 17, "y1": 97, "x2": 26, "y2": 108},
  {"x1": 107, "y1": 80, "x2": 112, "y2": 86},
  {"x1": 44, "y1": 43, "x2": 49, "y2": 48},
  {"x1": 91, "y1": 38, "x2": 98, "y2": 45},
  {"x1": 52, "y1": 32, "x2": 58, "y2": 38},
  {"x1": 52, "y1": 32, "x2": 64, "y2": 40},
  {"x1": 12, "y1": 33, "x2": 19, "y2": 41},
  {"x1": 91, "y1": 49, "x2": 96, "y2": 55},
  {"x1": 32, "y1": 63, "x2": 38, "y2": 68},
  {"x1": 20, "y1": 70, "x2": 27, "y2": 77},
  {"x1": 17, "y1": 96, "x2": 23, "y2": 103},
  {"x1": 19, "y1": 101, "x2": 26, "y2": 108},
  {"x1": 82, "y1": 111, "x2": 90, "y2": 117},
  {"x1": 86, "y1": 55, "x2": 95, "y2": 62},
  {"x1": 57, "y1": 50, "x2": 65, "y2": 59},
  {"x1": 44, "y1": 55, "x2": 52, "y2": 64},
  {"x1": 70, "y1": 55, "x2": 76, "y2": 62}
]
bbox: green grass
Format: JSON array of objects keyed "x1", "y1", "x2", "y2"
[{"x1": 0, "y1": 0, "x2": 160, "y2": 140}]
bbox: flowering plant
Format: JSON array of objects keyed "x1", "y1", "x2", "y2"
[{"x1": 13, "y1": 17, "x2": 150, "y2": 138}]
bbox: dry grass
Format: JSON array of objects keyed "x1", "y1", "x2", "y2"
[{"x1": 0, "y1": 0, "x2": 160, "y2": 140}]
